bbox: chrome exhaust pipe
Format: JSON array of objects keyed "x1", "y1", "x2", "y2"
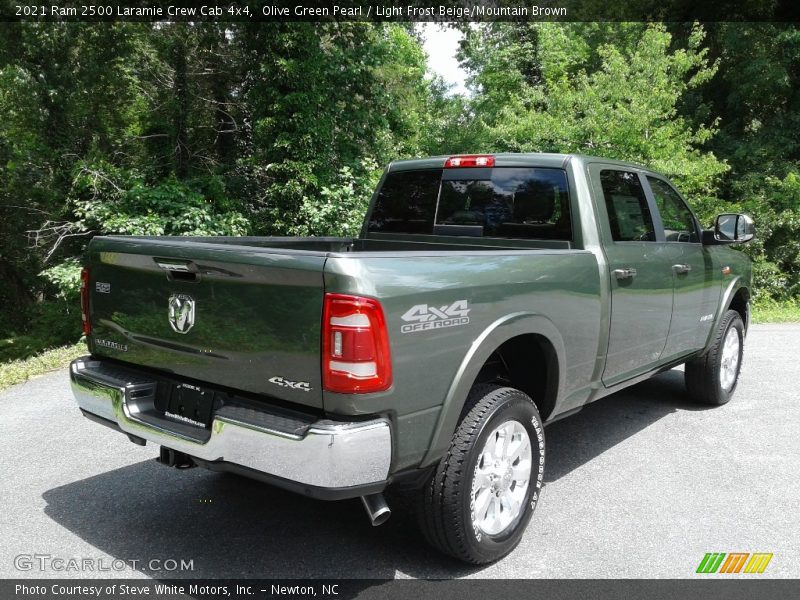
[{"x1": 361, "y1": 493, "x2": 391, "y2": 526}]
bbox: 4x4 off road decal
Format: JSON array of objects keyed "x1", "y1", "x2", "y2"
[{"x1": 400, "y1": 300, "x2": 470, "y2": 333}]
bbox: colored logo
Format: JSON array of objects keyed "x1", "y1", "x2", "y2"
[{"x1": 696, "y1": 552, "x2": 773, "y2": 574}]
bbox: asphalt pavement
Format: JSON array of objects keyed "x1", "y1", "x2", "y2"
[{"x1": 1, "y1": 324, "x2": 798, "y2": 579}]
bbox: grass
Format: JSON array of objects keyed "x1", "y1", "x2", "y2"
[
  {"x1": 751, "y1": 300, "x2": 800, "y2": 324},
  {"x1": 0, "y1": 342, "x2": 86, "y2": 392}
]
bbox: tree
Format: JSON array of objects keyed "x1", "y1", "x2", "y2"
[
  {"x1": 237, "y1": 22, "x2": 436, "y2": 235},
  {"x1": 460, "y1": 23, "x2": 727, "y2": 199}
]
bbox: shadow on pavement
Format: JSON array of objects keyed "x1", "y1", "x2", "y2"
[
  {"x1": 42, "y1": 369, "x2": 708, "y2": 580},
  {"x1": 544, "y1": 369, "x2": 714, "y2": 482},
  {"x1": 42, "y1": 458, "x2": 471, "y2": 580}
]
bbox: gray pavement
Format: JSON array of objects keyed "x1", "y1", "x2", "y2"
[{"x1": 1, "y1": 324, "x2": 798, "y2": 579}]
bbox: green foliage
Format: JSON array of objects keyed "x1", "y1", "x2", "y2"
[
  {"x1": 669, "y1": 22, "x2": 800, "y2": 302},
  {"x1": 70, "y1": 165, "x2": 249, "y2": 237},
  {"x1": 463, "y1": 23, "x2": 728, "y2": 198},
  {"x1": 0, "y1": 342, "x2": 86, "y2": 391},
  {"x1": 240, "y1": 23, "x2": 434, "y2": 234},
  {"x1": 289, "y1": 159, "x2": 381, "y2": 237},
  {"x1": 39, "y1": 258, "x2": 81, "y2": 301},
  {"x1": 735, "y1": 172, "x2": 800, "y2": 301},
  {"x1": 0, "y1": 300, "x2": 82, "y2": 362},
  {"x1": 751, "y1": 298, "x2": 800, "y2": 324}
]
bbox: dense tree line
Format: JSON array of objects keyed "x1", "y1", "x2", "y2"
[{"x1": 0, "y1": 21, "x2": 798, "y2": 359}]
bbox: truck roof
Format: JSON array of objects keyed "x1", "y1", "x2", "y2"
[{"x1": 387, "y1": 153, "x2": 647, "y2": 172}]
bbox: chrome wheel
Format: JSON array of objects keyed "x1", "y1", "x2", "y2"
[
  {"x1": 719, "y1": 326, "x2": 741, "y2": 392},
  {"x1": 470, "y1": 420, "x2": 532, "y2": 536}
]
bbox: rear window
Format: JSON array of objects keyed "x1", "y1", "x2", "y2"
[
  {"x1": 368, "y1": 170, "x2": 440, "y2": 234},
  {"x1": 368, "y1": 167, "x2": 572, "y2": 241}
]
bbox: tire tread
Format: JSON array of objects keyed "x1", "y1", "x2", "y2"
[
  {"x1": 685, "y1": 309, "x2": 743, "y2": 405},
  {"x1": 417, "y1": 384, "x2": 538, "y2": 563}
]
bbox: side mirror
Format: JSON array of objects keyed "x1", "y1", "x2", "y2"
[{"x1": 704, "y1": 213, "x2": 755, "y2": 244}]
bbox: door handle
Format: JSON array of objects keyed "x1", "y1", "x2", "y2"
[
  {"x1": 672, "y1": 264, "x2": 692, "y2": 274},
  {"x1": 613, "y1": 268, "x2": 637, "y2": 280}
]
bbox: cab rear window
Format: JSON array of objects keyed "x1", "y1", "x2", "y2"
[
  {"x1": 367, "y1": 170, "x2": 439, "y2": 234},
  {"x1": 367, "y1": 168, "x2": 572, "y2": 241}
]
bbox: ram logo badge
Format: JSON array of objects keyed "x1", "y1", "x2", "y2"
[
  {"x1": 168, "y1": 294, "x2": 196, "y2": 334},
  {"x1": 400, "y1": 300, "x2": 470, "y2": 333}
]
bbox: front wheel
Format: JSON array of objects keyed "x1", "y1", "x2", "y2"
[
  {"x1": 685, "y1": 309, "x2": 745, "y2": 405},
  {"x1": 417, "y1": 384, "x2": 545, "y2": 564}
]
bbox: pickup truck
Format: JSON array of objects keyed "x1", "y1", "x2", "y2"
[{"x1": 70, "y1": 153, "x2": 755, "y2": 564}]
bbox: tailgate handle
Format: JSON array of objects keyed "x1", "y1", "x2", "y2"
[{"x1": 154, "y1": 259, "x2": 200, "y2": 282}]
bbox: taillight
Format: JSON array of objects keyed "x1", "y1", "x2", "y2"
[
  {"x1": 444, "y1": 154, "x2": 495, "y2": 168},
  {"x1": 80, "y1": 266, "x2": 91, "y2": 335},
  {"x1": 322, "y1": 293, "x2": 392, "y2": 394}
]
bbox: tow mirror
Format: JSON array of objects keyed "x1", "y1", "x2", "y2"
[{"x1": 703, "y1": 213, "x2": 755, "y2": 244}]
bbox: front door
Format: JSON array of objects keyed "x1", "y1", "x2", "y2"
[
  {"x1": 590, "y1": 167, "x2": 675, "y2": 386},
  {"x1": 644, "y1": 175, "x2": 717, "y2": 359}
]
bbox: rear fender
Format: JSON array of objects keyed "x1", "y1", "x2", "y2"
[{"x1": 419, "y1": 312, "x2": 565, "y2": 468}]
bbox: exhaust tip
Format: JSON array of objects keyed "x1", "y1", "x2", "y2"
[{"x1": 361, "y1": 493, "x2": 391, "y2": 527}]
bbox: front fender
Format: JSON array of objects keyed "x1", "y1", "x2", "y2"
[
  {"x1": 419, "y1": 312, "x2": 566, "y2": 468},
  {"x1": 703, "y1": 276, "x2": 748, "y2": 352}
]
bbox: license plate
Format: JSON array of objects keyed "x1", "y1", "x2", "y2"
[{"x1": 164, "y1": 383, "x2": 214, "y2": 428}]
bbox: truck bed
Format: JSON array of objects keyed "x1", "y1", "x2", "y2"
[{"x1": 85, "y1": 234, "x2": 590, "y2": 418}]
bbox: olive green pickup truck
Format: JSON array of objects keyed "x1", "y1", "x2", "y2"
[{"x1": 70, "y1": 153, "x2": 754, "y2": 563}]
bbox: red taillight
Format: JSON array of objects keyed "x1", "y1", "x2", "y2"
[
  {"x1": 322, "y1": 293, "x2": 392, "y2": 394},
  {"x1": 80, "y1": 266, "x2": 91, "y2": 335},
  {"x1": 444, "y1": 154, "x2": 495, "y2": 168}
]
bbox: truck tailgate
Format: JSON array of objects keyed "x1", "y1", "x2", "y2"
[{"x1": 85, "y1": 237, "x2": 326, "y2": 409}]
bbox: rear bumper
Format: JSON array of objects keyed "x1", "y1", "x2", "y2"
[{"x1": 69, "y1": 357, "x2": 392, "y2": 497}]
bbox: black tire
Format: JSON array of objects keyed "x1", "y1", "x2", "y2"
[
  {"x1": 417, "y1": 384, "x2": 545, "y2": 564},
  {"x1": 685, "y1": 309, "x2": 745, "y2": 405}
]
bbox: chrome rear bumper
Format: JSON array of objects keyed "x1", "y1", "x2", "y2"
[{"x1": 70, "y1": 357, "x2": 392, "y2": 493}]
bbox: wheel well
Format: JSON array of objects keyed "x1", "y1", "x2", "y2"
[
  {"x1": 474, "y1": 334, "x2": 559, "y2": 421},
  {"x1": 729, "y1": 287, "x2": 750, "y2": 330}
]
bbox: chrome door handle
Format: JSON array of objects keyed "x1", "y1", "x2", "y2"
[
  {"x1": 672, "y1": 264, "x2": 692, "y2": 274},
  {"x1": 613, "y1": 268, "x2": 637, "y2": 280}
]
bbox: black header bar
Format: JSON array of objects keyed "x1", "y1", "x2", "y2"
[{"x1": 1, "y1": 0, "x2": 799, "y2": 22}]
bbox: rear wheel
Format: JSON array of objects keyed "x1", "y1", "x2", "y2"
[
  {"x1": 685, "y1": 309, "x2": 745, "y2": 405},
  {"x1": 417, "y1": 384, "x2": 545, "y2": 564}
]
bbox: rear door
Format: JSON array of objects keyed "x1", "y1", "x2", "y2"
[
  {"x1": 86, "y1": 237, "x2": 326, "y2": 409},
  {"x1": 589, "y1": 166, "x2": 674, "y2": 386}
]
